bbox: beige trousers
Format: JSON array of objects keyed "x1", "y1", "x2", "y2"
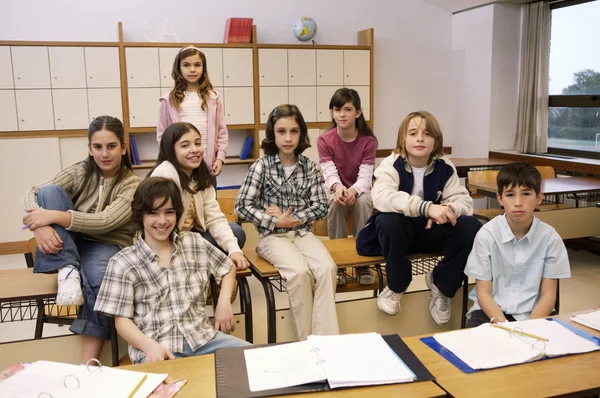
[
  {"x1": 326, "y1": 191, "x2": 372, "y2": 239},
  {"x1": 257, "y1": 231, "x2": 340, "y2": 340}
]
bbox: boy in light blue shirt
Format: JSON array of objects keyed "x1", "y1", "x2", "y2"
[{"x1": 464, "y1": 162, "x2": 571, "y2": 327}]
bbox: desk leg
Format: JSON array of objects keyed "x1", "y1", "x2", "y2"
[
  {"x1": 461, "y1": 275, "x2": 469, "y2": 329},
  {"x1": 34, "y1": 299, "x2": 45, "y2": 339},
  {"x1": 237, "y1": 276, "x2": 253, "y2": 344},
  {"x1": 375, "y1": 264, "x2": 384, "y2": 295},
  {"x1": 258, "y1": 277, "x2": 276, "y2": 343}
]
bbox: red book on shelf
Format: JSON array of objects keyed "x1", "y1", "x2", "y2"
[
  {"x1": 223, "y1": 18, "x2": 233, "y2": 43},
  {"x1": 233, "y1": 18, "x2": 242, "y2": 43},
  {"x1": 244, "y1": 18, "x2": 254, "y2": 43}
]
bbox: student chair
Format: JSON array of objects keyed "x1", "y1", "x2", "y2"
[{"x1": 25, "y1": 238, "x2": 120, "y2": 366}]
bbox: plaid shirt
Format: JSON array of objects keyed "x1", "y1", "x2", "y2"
[
  {"x1": 235, "y1": 154, "x2": 327, "y2": 236},
  {"x1": 94, "y1": 231, "x2": 232, "y2": 364}
]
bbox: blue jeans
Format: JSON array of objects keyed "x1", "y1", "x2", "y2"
[
  {"x1": 174, "y1": 332, "x2": 251, "y2": 358},
  {"x1": 199, "y1": 222, "x2": 246, "y2": 251},
  {"x1": 33, "y1": 184, "x2": 119, "y2": 340}
]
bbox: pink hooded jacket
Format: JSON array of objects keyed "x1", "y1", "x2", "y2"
[{"x1": 157, "y1": 90, "x2": 228, "y2": 172}]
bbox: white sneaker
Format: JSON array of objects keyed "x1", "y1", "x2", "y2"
[
  {"x1": 357, "y1": 267, "x2": 375, "y2": 285},
  {"x1": 56, "y1": 266, "x2": 84, "y2": 306},
  {"x1": 377, "y1": 286, "x2": 404, "y2": 315},
  {"x1": 425, "y1": 271, "x2": 451, "y2": 325}
]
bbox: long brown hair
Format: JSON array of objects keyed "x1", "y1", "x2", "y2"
[
  {"x1": 395, "y1": 111, "x2": 444, "y2": 163},
  {"x1": 150, "y1": 122, "x2": 213, "y2": 193},
  {"x1": 328, "y1": 88, "x2": 374, "y2": 138},
  {"x1": 72, "y1": 116, "x2": 133, "y2": 209},
  {"x1": 169, "y1": 46, "x2": 213, "y2": 111}
]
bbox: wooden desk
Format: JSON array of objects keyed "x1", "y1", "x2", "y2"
[
  {"x1": 405, "y1": 318, "x2": 600, "y2": 398},
  {"x1": 448, "y1": 157, "x2": 513, "y2": 177},
  {"x1": 121, "y1": 353, "x2": 447, "y2": 398},
  {"x1": 0, "y1": 268, "x2": 57, "y2": 303},
  {"x1": 469, "y1": 176, "x2": 600, "y2": 198}
]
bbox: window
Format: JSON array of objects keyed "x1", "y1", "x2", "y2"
[{"x1": 548, "y1": 0, "x2": 600, "y2": 156}]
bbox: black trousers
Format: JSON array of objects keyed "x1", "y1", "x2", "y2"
[
  {"x1": 375, "y1": 213, "x2": 481, "y2": 298},
  {"x1": 466, "y1": 309, "x2": 558, "y2": 328}
]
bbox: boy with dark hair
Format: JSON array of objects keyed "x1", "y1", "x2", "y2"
[
  {"x1": 95, "y1": 177, "x2": 250, "y2": 364},
  {"x1": 465, "y1": 162, "x2": 571, "y2": 327}
]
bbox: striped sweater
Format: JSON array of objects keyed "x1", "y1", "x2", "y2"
[{"x1": 21, "y1": 161, "x2": 141, "y2": 249}]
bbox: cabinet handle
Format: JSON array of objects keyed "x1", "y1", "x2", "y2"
[
  {"x1": 346, "y1": 75, "x2": 349, "y2": 77},
  {"x1": 227, "y1": 113, "x2": 230, "y2": 116},
  {"x1": 17, "y1": 77, "x2": 21, "y2": 80},
  {"x1": 290, "y1": 75, "x2": 294, "y2": 78},
  {"x1": 261, "y1": 75, "x2": 264, "y2": 78},
  {"x1": 54, "y1": 77, "x2": 57, "y2": 79},
  {"x1": 21, "y1": 119, "x2": 24, "y2": 122},
  {"x1": 57, "y1": 118, "x2": 61, "y2": 121},
  {"x1": 319, "y1": 75, "x2": 322, "y2": 78},
  {"x1": 89, "y1": 76, "x2": 93, "y2": 79},
  {"x1": 132, "y1": 116, "x2": 136, "y2": 118},
  {"x1": 226, "y1": 75, "x2": 229, "y2": 78},
  {"x1": 130, "y1": 76, "x2": 134, "y2": 78}
]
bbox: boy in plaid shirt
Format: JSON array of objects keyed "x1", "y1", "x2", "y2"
[
  {"x1": 95, "y1": 177, "x2": 249, "y2": 364},
  {"x1": 235, "y1": 104, "x2": 339, "y2": 341}
]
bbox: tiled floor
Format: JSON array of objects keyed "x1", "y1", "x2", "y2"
[{"x1": 1, "y1": 242, "x2": 599, "y2": 346}]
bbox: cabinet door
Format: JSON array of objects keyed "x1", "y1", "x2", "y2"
[
  {"x1": 289, "y1": 86, "x2": 316, "y2": 123},
  {"x1": 15, "y1": 90, "x2": 54, "y2": 130},
  {"x1": 126, "y1": 48, "x2": 160, "y2": 88},
  {"x1": 222, "y1": 87, "x2": 254, "y2": 124},
  {"x1": 53, "y1": 89, "x2": 90, "y2": 130},
  {"x1": 0, "y1": 47, "x2": 14, "y2": 89},
  {"x1": 223, "y1": 49, "x2": 253, "y2": 87},
  {"x1": 259, "y1": 87, "x2": 288, "y2": 123},
  {"x1": 49, "y1": 47, "x2": 86, "y2": 89},
  {"x1": 303, "y1": 129, "x2": 321, "y2": 164},
  {"x1": 344, "y1": 50, "x2": 370, "y2": 86},
  {"x1": 316, "y1": 86, "x2": 338, "y2": 122},
  {"x1": 316, "y1": 50, "x2": 343, "y2": 86},
  {"x1": 288, "y1": 49, "x2": 316, "y2": 86},
  {"x1": 85, "y1": 47, "x2": 121, "y2": 88},
  {"x1": 11, "y1": 46, "x2": 51, "y2": 89},
  {"x1": 158, "y1": 47, "x2": 179, "y2": 89},
  {"x1": 202, "y1": 48, "x2": 224, "y2": 87},
  {"x1": 258, "y1": 49, "x2": 287, "y2": 87},
  {"x1": 87, "y1": 88, "x2": 123, "y2": 123},
  {"x1": 0, "y1": 90, "x2": 18, "y2": 131},
  {"x1": 129, "y1": 88, "x2": 161, "y2": 127},
  {"x1": 346, "y1": 86, "x2": 370, "y2": 121}
]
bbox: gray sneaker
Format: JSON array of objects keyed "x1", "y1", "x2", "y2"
[
  {"x1": 377, "y1": 286, "x2": 404, "y2": 315},
  {"x1": 425, "y1": 271, "x2": 451, "y2": 325}
]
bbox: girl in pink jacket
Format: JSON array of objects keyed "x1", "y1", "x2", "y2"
[{"x1": 157, "y1": 46, "x2": 228, "y2": 177}]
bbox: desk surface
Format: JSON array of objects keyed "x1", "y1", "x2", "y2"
[
  {"x1": 121, "y1": 352, "x2": 446, "y2": 398},
  {"x1": 404, "y1": 317, "x2": 600, "y2": 398},
  {"x1": 0, "y1": 268, "x2": 57, "y2": 302},
  {"x1": 448, "y1": 157, "x2": 513, "y2": 168},
  {"x1": 470, "y1": 176, "x2": 600, "y2": 196}
]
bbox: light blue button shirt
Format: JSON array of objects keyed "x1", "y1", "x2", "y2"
[{"x1": 465, "y1": 215, "x2": 571, "y2": 320}]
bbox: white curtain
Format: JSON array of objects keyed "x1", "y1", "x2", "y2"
[{"x1": 514, "y1": 1, "x2": 550, "y2": 153}]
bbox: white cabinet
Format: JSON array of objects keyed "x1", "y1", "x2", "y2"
[
  {"x1": 126, "y1": 48, "x2": 160, "y2": 88},
  {"x1": 15, "y1": 90, "x2": 54, "y2": 131},
  {"x1": 316, "y1": 50, "x2": 343, "y2": 86},
  {"x1": 88, "y1": 88, "x2": 123, "y2": 123},
  {"x1": 343, "y1": 50, "x2": 370, "y2": 86},
  {"x1": 49, "y1": 47, "x2": 86, "y2": 89},
  {"x1": 11, "y1": 46, "x2": 51, "y2": 89},
  {"x1": 259, "y1": 87, "x2": 288, "y2": 123},
  {"x1": 85, "y1": 47, "x2": 121, "y2": 88},
  {"x1": 223, "y1": 49, "x2": 253, "y2": 87},
  {"x1": 316, "y1": 86, "x2": 338, "y2": 122},
  {"x1": 52, "y1": 89, "x2": 89, "y2": 130},
  {"x1": 202, "y1": 48, "x2": 224, "y2": 87},
  {"x1": 158, "y1": 47, "x2": 179, "y2": 89},
  {"x1": 347, "y1": 86, "x2": 370, "y2": 121},
  {"x1": 289, "y1": 86, "x2": 317, "y2": 123},
  {"x1": 258, "y1": 49, "x2": 287, "y2": 86},
  {"x1": 0, "y1": 90, "x2": 18, "y2": 131},
  {"x1": 0, "y1": 47, "x2": 14, "y2": 89},
  {"x1": 303, "y1": 129, "x2": 321, "y2": 164},
  {"x1": 128, "y1": 88, "x2": 161, "y2": 127},
  {"x1": 223, "y1": 87, "x2": 254, "y2": 124},
  {"x1": 288, "y1": 49, "x2": 316, "y2": 86}
]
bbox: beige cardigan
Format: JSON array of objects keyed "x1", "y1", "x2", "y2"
[
  {"x1": 150, "y1": 161, "x2": 242, "y2": 255},
  {"x1": 21, "y1": 160, "x2": 141, "y2": 249}
]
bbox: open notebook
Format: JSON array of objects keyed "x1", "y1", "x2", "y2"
[
  {"x1": 0, "y1": 360, "x2": 167, "y2": 398},
  {"x1": 243, "y1": 333, "x2": 416, "y2": 392},
  {"x1": 572, "y1": 309, "x2": 600, "y2": 332},
  {"x1": 431, "y1": 318, "x2": 600, "y2": 370}
]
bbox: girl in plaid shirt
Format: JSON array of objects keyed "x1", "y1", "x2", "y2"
[{"x1": 235, "y1": 105, "x2": 339, "y2": 340}]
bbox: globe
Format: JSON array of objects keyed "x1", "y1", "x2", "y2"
[{"x1": 293, "y1": 17, "x2": 317, "y2": 42}]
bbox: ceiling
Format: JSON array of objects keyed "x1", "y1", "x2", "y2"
[{"x1": 423, "y1": 0, "x2": 538, "y2": 13}]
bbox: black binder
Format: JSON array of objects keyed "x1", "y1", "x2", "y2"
[{"x1": 215, "y1": 334, "x2": 435, "y2": 398}]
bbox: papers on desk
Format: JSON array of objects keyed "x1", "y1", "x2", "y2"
[
  {"x1": 572, "y1": 310, "x2": 600, "y2": 332},
  {"x1": 244, "y1": 333, "x2": 416, "y2": 392},
  {"x1": 0, "y1": 360, "x2": 167, "y2": 398},
  {"x1": 432, "y1": 319, "x2": 600, "y2": 370}
]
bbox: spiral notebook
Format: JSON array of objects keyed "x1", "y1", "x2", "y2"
[
  {"x1": 215, "y1": 333, "x2": 435, "y2": 398},
  {"x1": 425, "y1": 318, "x2": 600, "y2": 372},
  {"x1": 0, "y1": 360, "x2": 167, "y2": 398}
]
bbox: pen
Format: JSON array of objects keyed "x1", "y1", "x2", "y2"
[
  {"x1": 492, "y1": 323, "x2": 549, "y2": 341},
  {"x1": 22, "y1": 225, "x2": 30, "y2": 230}
]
